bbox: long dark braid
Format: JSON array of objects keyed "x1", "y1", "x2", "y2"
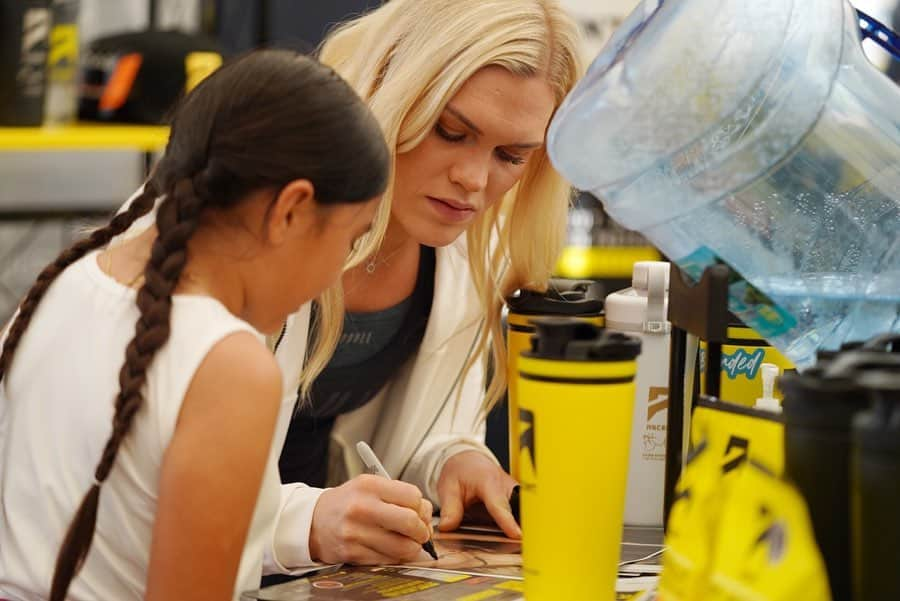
[
  {"x1": 0, "y1": 184, "x2": 158, "y2": 383},
  {"x1": 48, "y1": 178, "x2": 204, "y2": 600}
]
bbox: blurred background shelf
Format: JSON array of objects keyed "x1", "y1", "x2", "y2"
[{"x1": 0, "y1": 124, "x2": 169, "y2": 151}]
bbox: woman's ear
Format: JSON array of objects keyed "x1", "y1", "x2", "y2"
[{"x1": 266, "y1": 179, "x2": 316, "y2": 245}]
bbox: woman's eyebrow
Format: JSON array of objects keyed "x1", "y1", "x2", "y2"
[
  {"x1": 446, "y1": 105, "x2": 483, "y2": 135},
  {"x1": 445, "y1": 105, "x2": 543, "y2": 149}
]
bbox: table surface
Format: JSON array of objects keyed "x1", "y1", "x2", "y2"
[
  {"x1": 247, "y1": 525, "x2": 664, "y2": 600},
  {"x1": 0, "y1": 124, "x2": 169, "y2": 151}
]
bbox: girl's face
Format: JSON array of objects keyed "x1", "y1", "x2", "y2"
[
  {"x1": 243, "y1": 189, "x2": 379, "y2": 333},
  {"x1": 392, "y1": 66, "x2": 557, "y2": 247}
]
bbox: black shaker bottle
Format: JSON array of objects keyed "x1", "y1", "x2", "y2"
[
  {"x1": 851, "y1": 368, "x2": 900, "y2": 601},
  {"x1": 780, "y1": 350, "x2": 900, "y2": 601}
]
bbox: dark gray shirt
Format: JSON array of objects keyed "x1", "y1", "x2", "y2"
[{"x1": 278, "y1": 246, "x2": 436, "y2": 487}]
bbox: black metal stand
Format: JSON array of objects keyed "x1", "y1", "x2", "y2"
[{"x1": 662, "y1": 263, "x2": 731, "y2": 526}]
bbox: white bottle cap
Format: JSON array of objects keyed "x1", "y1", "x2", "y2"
[
  {"x1": 605, "y1": 261, "x2": 671, "y2": 334},
  {"x1": 754, "y1": 363, "x2": 782, "y2": 413}
]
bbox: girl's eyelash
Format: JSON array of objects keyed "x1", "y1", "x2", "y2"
[{"x1": 436, "y1": 121, "x2": 525, "y2": 165}]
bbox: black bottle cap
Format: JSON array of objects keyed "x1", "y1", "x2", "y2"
[
  {"x1": 523, "y1": 317, "x2": 641, "y2": 362},
  {"x1": 781, "y1": 352, "x2": 900, "y2": 429},
  {"x1": 506, "y1": 279, "x2": 604, "y2": 316},
  {"x1": 815, "y1": 333, "x2": 900, "y2": 363},
  {"x1": 861, "y1": 332, "x2": 900, "y2": 353},
  {"x1": 816, "y1": 340, "x2": 865, "y2": 363}
]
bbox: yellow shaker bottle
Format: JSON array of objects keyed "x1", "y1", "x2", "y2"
[
  {"x1": 506, "y1": 280, "x2": 604, "y2": 480},
  {"x1": 518, "y1": 317, "x2": 641, "y2": 600}
]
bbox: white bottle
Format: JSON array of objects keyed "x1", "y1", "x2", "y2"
[{"x1": 605, "y1": 261, "x2": 671, "y2": 527}]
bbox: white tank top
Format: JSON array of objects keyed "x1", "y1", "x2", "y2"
[{"x1": 0, "y1": 251, "x2": 283, "y2": 600}]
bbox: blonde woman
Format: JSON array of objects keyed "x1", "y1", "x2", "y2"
[{"x1": 264, "y1": 0, "x2": 585, "y2": 573}]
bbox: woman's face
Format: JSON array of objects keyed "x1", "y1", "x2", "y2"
[{"x1": 393, "y1": 66, "x2": 556, "y2": 247}]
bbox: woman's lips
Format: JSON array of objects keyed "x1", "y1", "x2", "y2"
[{"x1": 427, "y1": 196, "x2": 476, "y2": 223}]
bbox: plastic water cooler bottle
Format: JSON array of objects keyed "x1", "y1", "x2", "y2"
[
  {"x1": 604, "y1": 261, "x2": 670, "y2": 526},
  {"x1": 547, "y1": 0, "x2": 900, "y2": 367}
]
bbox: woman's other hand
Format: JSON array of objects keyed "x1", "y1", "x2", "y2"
[{"x1": 436, "y1": 450, "x2": 521, "y2": 538}]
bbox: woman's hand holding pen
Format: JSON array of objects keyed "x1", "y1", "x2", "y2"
[
  {"x1": 436, "y1": 450, "x2": 521, "y2": 539},
  {"x1": 308, "y1": 474, "x2": 434, "y2": 564}
]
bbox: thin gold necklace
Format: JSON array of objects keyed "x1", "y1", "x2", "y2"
[{"x1": 364, "y1": 242, "x2": 407, "y2": 275}]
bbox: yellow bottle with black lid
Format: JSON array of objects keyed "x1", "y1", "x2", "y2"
[
  {"x1": 506, "y1": 280, "x2": 604, "y2": 480},
  {"x1": 517, "y1": 318, "x2": 641, "y2": 600}
]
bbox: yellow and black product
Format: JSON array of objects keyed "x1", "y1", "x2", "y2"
[
  {"x1": 0, "y1": 1, "x2": 52, "y2": 126},
  {"x1": 699, "y1": 323, "x2": 794, "y2": 407},
  {"x1": 704, "y1": 461, "x2": 831, "y2": 601},
  {"x1": 517, "y1": 318, "x2": 641, "y2": 600},
  {"x1": 44, "y1": 0, "x2": 81, "y2": 125},
  {"x1": 506, "y1": 280, "x2": 603, "y2": 481},
  {"x1": 659, "y1": 441, "x2": 723, "y2": 601},
  {"x1": 690, "y1": 396, "x2": 784, "y2": 476},
  {"x1": 660, "y1": 442, "x2": 831, "y2": 601}
]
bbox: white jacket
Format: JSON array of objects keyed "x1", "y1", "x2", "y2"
[{"x1": 265, "y1": 235, "x2": 499, "y2": 573}]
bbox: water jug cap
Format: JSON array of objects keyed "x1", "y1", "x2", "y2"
[
  {"x1": 506, "y1": 279, "x2": 604, "y2": 316},
  {"x1": 525, "y1": 317, "x2": 642, "y2": 361}
]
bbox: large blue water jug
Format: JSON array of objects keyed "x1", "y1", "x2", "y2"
[{"x1": 548, "y1": 0, "x2": 900, "y2": 369}]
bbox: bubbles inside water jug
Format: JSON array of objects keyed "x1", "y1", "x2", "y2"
[{"x1": 549, "y1": 0, "x2": 900, "y2": 369}]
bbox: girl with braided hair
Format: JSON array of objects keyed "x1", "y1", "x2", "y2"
[{"x1": 0, "y1": 50, "x2": 398, "y2": 600}]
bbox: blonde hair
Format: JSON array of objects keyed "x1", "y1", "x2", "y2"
[{"x1": 299, "y1": 0, "x2": 584, "y2": 411}]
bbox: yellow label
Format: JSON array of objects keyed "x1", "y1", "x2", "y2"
[
  {"x1": 455, "y1": 590, "x2": 502, "y2": 601},
  {"x1": 495, "y1": 581, "x2": 524, "y2": 592},
  {"x1": 506, "y1": 312, "x2": 603, "y2": 480},
  {"x1": 691, "y1": 401, "x2": 784, "y2": 476},
  {"x1": 185, "y1": 52, "x2": 223, "y2": 92},
  {"x1": 47, "y1": 25, "x2": 78, "y2": 81}
]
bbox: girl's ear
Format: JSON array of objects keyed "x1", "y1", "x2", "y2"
[{"x1": 266, "y1": 179, "x2": 316, "y2": 245}]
